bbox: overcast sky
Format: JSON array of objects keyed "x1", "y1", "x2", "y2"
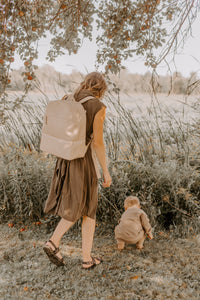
[{"x1": 13, "y1": 14, "x2": 200, "y2": 77}]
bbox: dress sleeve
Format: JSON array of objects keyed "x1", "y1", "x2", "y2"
[{"x1": 91, "y1": 98, "x2": 106, "y2": 117}]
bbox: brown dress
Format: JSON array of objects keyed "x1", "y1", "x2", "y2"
[{"x1": 43, "y1": 90, "x2": 106, "y2": 222}]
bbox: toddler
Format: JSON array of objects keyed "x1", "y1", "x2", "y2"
[{"x1": 115, "y1": 196, "x2": 153, "y2": 250}]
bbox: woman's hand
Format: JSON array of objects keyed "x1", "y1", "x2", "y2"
[{"x1": 103, "y1": 171, "x2": 112, "y2": 187}]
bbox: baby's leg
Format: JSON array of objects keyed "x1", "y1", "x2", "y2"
[
  {"x1": 136, "y1": 231, "x2": 146, "y2": 249},
  {"x1": 116, "y1": 239, "x2": 125, "y2": 250}
]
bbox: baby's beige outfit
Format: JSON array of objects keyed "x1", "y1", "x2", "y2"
[{"x1": 115, "y1": 206, "x2": 152, "y2": 244}]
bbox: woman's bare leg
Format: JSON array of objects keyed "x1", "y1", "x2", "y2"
[
  {"x1": 45, "y1": 218, "x2": 74, "y2": 259},
  {"x1": 82, "y1": 216, "x2": 100, "y2": 268}
]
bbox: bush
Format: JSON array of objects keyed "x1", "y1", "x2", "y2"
[
  {"x1": 98, "y1": 160, "x2": 200, "y2": 232},
  {"x1": 0, "y1": 144, "x2": 55, "y2": 220},
  {"x1": 1, "y1": 144, "x2": 199, "y2": 234}
]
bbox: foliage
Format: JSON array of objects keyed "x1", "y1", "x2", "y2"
[
  {"x1": 0, "y1": 144, "x2": 55, "y2": 219},
  {"x1": 0, "y1": 0, "x2": 199, "y2": 97},
  {"x1": 0, "y1": 0, "x2": 94, "y2": 92},
  {"x1": 99, "y1": 160, "x2": 200, "y2": 231}
]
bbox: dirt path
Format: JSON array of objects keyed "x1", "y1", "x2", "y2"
[{"x1": 0, "y1": 222, "x2": 200, "y2": 300}]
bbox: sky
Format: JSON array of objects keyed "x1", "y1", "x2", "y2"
[{"x1": 12, "y1": 14, "x2": 200, "y2": 77}]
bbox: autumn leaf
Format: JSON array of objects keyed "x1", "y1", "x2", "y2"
[
  {"x1": 27, "y1": 75, "x2": 33, "y2": 80},
  {"x1": 18, "y1": 11, "x2": 25, "y2": 17},
  {"x1": 8, "y1": 223, "x2": 14, "y2": 227},
  {"x1": 0, "y1": 59, "x2": 4, "y2": 64},
  {"x1": 20, "y1": 228, "x2": 25, "y2": 232},
  {"x1": 131, "y1": 275, "x2": 138, "y2": 280},
  {"x1": 163, "y1": 195, "x2": 169, "y2": 202},
  {"x1": 151, "y1": 64, "x2": 157, "y2": 68},
  {"x1": 177, "y1": 188, "x2": 187, "y2": 195},
  {"x1": 185, "y1": 193, "x2": 192, "y2": 200},
  {"x1": 24, "y1": 286, "x2": 28, "y2": 291},
  {"x1": 167, "y1": 13, "x2": 172, "y2": 20}
]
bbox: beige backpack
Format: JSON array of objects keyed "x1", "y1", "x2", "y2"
[{"x1": 40, "y1": 94, "x2": 94, "y2": 160}]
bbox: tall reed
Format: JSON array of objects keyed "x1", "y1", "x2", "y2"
[{"x1": 0, "y1": 90, "x2": 200, "y2": 234}]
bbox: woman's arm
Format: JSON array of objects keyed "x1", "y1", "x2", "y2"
[{"x1": 93, "y1": 107, "x2": 111, "y2": 187}]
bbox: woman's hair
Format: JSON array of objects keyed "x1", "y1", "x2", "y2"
[
  {"x1": 75, "y1": 72, "x2": 107, "y2": 98},
  {"x1": 124, "y1": 196, "x2": 140, "y2": 208}
]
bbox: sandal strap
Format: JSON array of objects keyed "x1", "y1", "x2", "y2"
[
  {"x1": 91, "y1": 256, "x2": 103, "y2": 263},
  {"x1": 83, "y1": 257, "x2": 96, "y2": 265},
  {"x1": 48, "y1": 239, "x2": 59, "y2": 254}
]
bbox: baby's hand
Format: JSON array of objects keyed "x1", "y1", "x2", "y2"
[{"x1": 147, "y1": 233, "x2": 153, "y2": 240}]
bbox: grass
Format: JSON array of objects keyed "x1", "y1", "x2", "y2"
[
  {"x1": 0, "y1": 90, "x2": 200, "y2": 235},
  {"x1": 1, "y1": 223, "x2": 200, "y2": 300}
]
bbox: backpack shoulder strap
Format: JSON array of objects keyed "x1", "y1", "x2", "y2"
[
  {"x1": 79, "y1": 96, "x2": 95, "y2": 104},
  {"x1": 62, "y1": 94, "x2": 75, "y2": 101},
  {"x1": 62, "y1": 95, "x2": 94, "y2": 103}
]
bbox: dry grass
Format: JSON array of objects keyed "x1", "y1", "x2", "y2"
[
  {"x1": 0, "y1": 91, "x2": 200, "y2": 234},
  {"x1": 0, "y1": 223, "x2": 200, "y2": 299}
]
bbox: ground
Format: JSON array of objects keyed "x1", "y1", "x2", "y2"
[{"x1": 0, "y1": 221, "x2": 200, "y2": 300}]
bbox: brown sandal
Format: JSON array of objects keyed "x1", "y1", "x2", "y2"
[
  {"x1": 82, "y1": 256, "x2": 103, "y2": 269},
  {"x1": 43, "y1": 240, "x2": 65, "y2": 267}
]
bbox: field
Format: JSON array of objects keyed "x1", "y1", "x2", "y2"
[
  {"x1": 1, "y1": 91, "x2": 200, "y2": 231},
  {"x1": 0, "y1": 222, "x2": 200, "y2": 300},
  {"x1": 0, "y1": 91, "x2": 200, "y2": 299}
]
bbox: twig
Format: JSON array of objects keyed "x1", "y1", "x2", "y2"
[
  {"x1": 100, "y1": 193, "x2": 121, "y2": 216},
  {"x1": 164, "y1": 198, "x2": 194, "y2": 219}
]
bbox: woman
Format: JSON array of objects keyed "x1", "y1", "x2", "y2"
[{"x1": 43, "y1": 72, "x2": 111, "y2": 269}]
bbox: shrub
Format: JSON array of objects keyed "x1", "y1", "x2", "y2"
[
  {"x1": 0, "y1": 144, "x2": 55, "y2": 220},
  {"x1": 98, "y1": 159, "x2": 200, "y2": 232}
]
